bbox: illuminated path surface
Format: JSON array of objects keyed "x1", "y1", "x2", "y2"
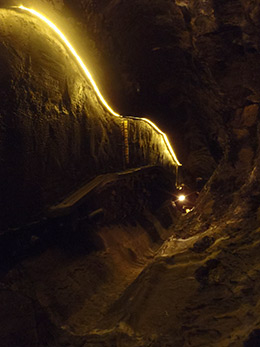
[{"x1": 13, "y1": 5, "x2": 181, "y2": 167}]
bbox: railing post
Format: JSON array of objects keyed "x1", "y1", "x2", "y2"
[
  {"x1": 175, "y1": 165, "x2": 179, "y2": 188},
  {"x1": 122, "y1": 119, "x2": 129, "y2": 168}
]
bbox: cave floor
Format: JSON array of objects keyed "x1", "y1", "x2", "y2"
[{"x1": 1, "y1": 192, "x2": 260, "y2": 347}]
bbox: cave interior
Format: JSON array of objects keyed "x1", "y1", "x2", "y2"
[{"x1": 1, "y1": 0, "x2": 260, "y2": 346}]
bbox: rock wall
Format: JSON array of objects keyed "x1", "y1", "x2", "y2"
[
  {"x1": 44, "y1": 0, "x2": 260, "y2": 183},
  {"x1": 1, "y1": 1, "x2": 260, "y2": 346},
  {"x1": 0, "y1": 9, "x2": 176, "y2": 229}
]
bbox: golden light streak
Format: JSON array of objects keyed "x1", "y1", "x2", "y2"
[
  {"x1": 17, "y1": 5, "x2": 118, "y2": 117},
  {"x1": 15, "y1": 5, "x2": 181, "y2": 167},
  {"x1": 139, "y1": 117, "x2": 181, "y2": 166}
]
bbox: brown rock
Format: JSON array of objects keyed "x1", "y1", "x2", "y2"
[
  {"x1": 242, "y1": 104, "x2": 259, "y2": 127},
  {"x1": 233, "y1": 128, "x2": 249, "y2": 140}
]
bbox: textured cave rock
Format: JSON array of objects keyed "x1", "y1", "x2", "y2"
[
  {"x1": 0, "y1": 8, "x2": 175, "y2": 229},
  {"x1": 58, "y1": 0, "x2": 260, "y2": 184},
  {"x1": 2, "y1": 0, "x2": 227, "y2": 181},
  {"x1": 1, "y1": 0, "x2": 260, "y2": 346},
  {"x1": 61, "y1": 0, "x2": 228, "y2": 183}
]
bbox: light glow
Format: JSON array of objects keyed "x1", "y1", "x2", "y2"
[
  {"x1": 15, "y1": 5, "x2": 181, "y2": 167},
  {"x1": 178, "y1": 195, "x2": 186, "y2": 202}
]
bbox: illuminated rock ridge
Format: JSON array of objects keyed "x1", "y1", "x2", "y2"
[{"x1": 0, "y1": 8, "x2": 178, "y2": 228}]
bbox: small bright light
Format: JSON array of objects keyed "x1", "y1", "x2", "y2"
[{"x1": 178, "y1": 195, "x2": 186, "y2": 202}]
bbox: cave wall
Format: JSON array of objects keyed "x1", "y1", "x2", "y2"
[
  {"x1": 1, "y1": 0, "x2": 259, "y2": 183},
  {"x1": 0, "y1": 1, "x2": 260, "y2": 346},
  {"x1": 43, "y1": 0, "x2": 260, "y2": 183},
  {"x1": 0, "y1": 9, "x2": 176, "y2": 229}
]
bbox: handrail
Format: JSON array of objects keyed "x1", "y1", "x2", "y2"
[{"x1": 11, "y1": 5, "x2": 181, "y2": 167}]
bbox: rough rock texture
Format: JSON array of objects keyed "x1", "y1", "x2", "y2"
[
  {"x1": 0, "y1": 168, "x2": 178, "y2": 346},
  {"x1": 56, "y1": 0, "x2": 260, "y2": 183},
  {"x1": 0, "y1": 8, "x2": 176, "y2": 229},
  {"x1": 1, "y1": 0, "x2": 260, "y2": 346},
  {"x1": 89, "y1": 117, "x2": 260, "y2": 347}
]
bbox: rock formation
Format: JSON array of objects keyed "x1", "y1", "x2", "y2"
[
  {"x1": 0, "y1": 7, "x2": 177, "y2": 229},
  {"x1": 0, "y1": 1, "x2": 260, "y2": 346}
]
